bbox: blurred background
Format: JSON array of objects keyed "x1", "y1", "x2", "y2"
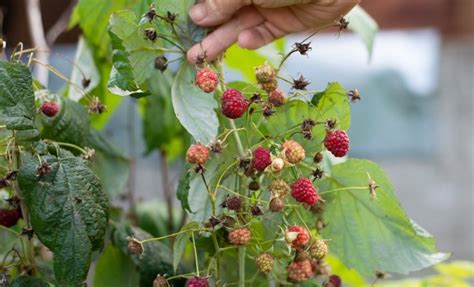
[{"x1": 0, "y1": 0, "x2": 473, "y2": 279}]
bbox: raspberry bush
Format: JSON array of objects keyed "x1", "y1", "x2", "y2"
[{"x1": 0, "y1": 0, "x2": 448, "y2": 286}]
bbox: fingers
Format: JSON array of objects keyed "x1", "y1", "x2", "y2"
[
  {"x1": 238, "y1": 22, "x2": 286, "y2": 50},
  {"x1": 189, "y1": 0, "x2": 251, "y2": 27},
  {"x1": 187, "y1": 7, "x2": 265, "y2": 63}
]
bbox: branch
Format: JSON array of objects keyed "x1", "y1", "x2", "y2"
[{"x1": 25, "y1": 0, "x2": 49, "y2": 86}]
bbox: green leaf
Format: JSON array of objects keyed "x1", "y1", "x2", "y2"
[
  {"x1": 319, "y1": 159, "x2": 449, "y2": 277},
  {"x1": 9, "y1": 275, "x2": 49, "y2": 287},
  {"x1": 18, "y1": 151, "x2": 109, "y2": 286},
  {"x1": 0, "y1": 61, "x2": 39, "y2": 141},
  {"x1": 176, "y1": 165, "x2": 192, "y2": 213},
  {"x1": 68, "y1": 37, "x2": 100, "y2": 101},
  {"x1": 311, "y1": 82, "x2": 351, "y2": 132},
  {"x1": 142, "y1": 71, "x2": 186, "y2": 154},
  {"x1": 93, "y1": 245, "x2": 140, "y2": 287},
  {"x1": 171, "y1": 61, "x2": 218, "y2": 144},
  {"x1": 41, "y1": 97, "x2": 89, "y2": 147},
  {"x1": 173, "y1": 221, "x2": 199, "y2": 272},
  {"x1": 347, "y1": 5, "x2": 378, "y2": 58},
  {"x1": 110, "y1": 223, "x2": 185, "y2": 287},
  {"x1": 86, "y1": 129, "x2": 129, "y2": 198}
]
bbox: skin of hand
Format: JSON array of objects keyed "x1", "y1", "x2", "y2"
[{"x1": 186, "y1": 0, "x2": 360, "y2": 63}]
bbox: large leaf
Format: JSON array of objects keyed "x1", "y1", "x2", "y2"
[
  {"x1": 93, "y1": 244, "x2": 140, "y2": 287},
  {"x1": 347, "y1": 5, "x2": 378, "y2": 58},
  {"x1": 9, "y1": 275, "x2": 49, "y2": 287},
  {"x1": 0, "y1": 61, "x2": 39, "y2": 141},
  {"x1": 176, "y1": 165, "x2": 192, "y2": 213},
  {"x1": 319, "y1": 159, "x2": 448, "y2": 277},
  {"x1": 18, "y1": 150, "x2": 109, "y2": 286},
  {"x1": 110, "y1": 223, "x2": 186, "y2": 287},
  {"x1": 68, "y1": 37, "x2": 100, "y2": 101},
  {"x1": 171, "y1": 62, "x2": 219, "y2": 144}
]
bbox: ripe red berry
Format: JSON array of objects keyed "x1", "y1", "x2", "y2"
[
  {"x1": 221, "y1": 89, "x2": 248, "y2": 119},
  {"x1": 40, "y1": 101, "x2": 59, "y2": 117},
  {"x1": 186, "y1": 144, "x2": 209, "y2": 165},
  {"x1": 195, "y1": 67, "x2": 219, "y2": 93},
  {"x1": 228, "y1": 227, "x2": 251, "y2": 245},
  {"x1": 268, "y1": 88, "x2": 286, "y2": 107},
  {"x1": 0, "y1": 207, "x2": 21, "y2": 227},
  {"x1": 287, "y1": 259, "x2": 313, "y2": 282},
  {"x1": 291, "y1": 177, "x2": 319, "y2": 205},
  {"x1": 324, "y1": 130, "x2": 350, "y2": 157},
  {"x1": 251, "y1": 147, "x2": 271, "y2": 171},
  {"x1": 186, "y1": 276, "x2": 209, "y2": 287},
  {"x1": 285, "y1": 225, "x2": 310, "y2": 248}
]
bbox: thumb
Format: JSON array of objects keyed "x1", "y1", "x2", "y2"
[{"x1": 189, "y1": 0, "x2": 250, "y2": 26}]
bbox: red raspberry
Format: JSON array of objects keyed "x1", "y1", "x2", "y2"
[
  {"x1": 40, "y1": 101, "x2": 59, "y2": 117},
  {"x1": 195, "y1": 67, "x2": 219, "y2": 93},
  {"x1": 186, "y1": 144, "x2": 209, "y2": 165},
  {"x1": 251, "y1": 147, "x2": 271, "y2": 171},
  {"x1": 324, "y1": 130, "x2": 350, "y2": 157},
  {"x1": 186, "y1": 276, "x2": 209, "y2": 287},
  {"x1": 287, "y1": 259, "x2": 313, "y2": 282},
  {"x1": 325, "y1": 275, "x2": 342, "y2": 287},
  {"x1": 0, "y1": 207, "x2": 22, "y2": 227},
  {"x1": 221, "y1": 89, "x2": 248, "y2": 119},
  {"x1": 268, "y1": 88, "x2": 286, "y2": 107},
  {"x1": 291, "y1": 177, "x2": 319, "y2": 205},
  {"x1": 285, "y1": 225, "x2": 310, "y2": 248},
  {"x1": 228, "y1": 227, "x2": 251, "y2": 245}
]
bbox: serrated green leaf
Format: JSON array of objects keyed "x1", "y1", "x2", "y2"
[
  {"x1": 18, "y1": 151, "x2": 109, "y2": 286},
  {"x1": 347, "y1": 5, "x2": 378, "y2": 58},
  {"x1": 110, "y1": 223, "x2": 186, "y2": 287},
  {"x1": 68, "y1": 37, "x2": 100, "y2": 101},
  {"x1": 176, "y1": 165, "x2": 192, "y2": 213},
  {"x1": 173, "y1": 221, "x2": 199, "y2": 272},
  {"x1": 9, "y1": 275, "x2": 49, "y2": 287},
  {"x1": 319, "y1": 159, "x2": 448, "y2": 277},
  {"x1": 93, "y1": 245, "x2": 140, "y2": 287},
  {"x1": 0, "y1": 61, "x2": 39, "y2": 141},
  {"x1": 171, "y1": 61, "x2": 218, "y2": 144}
]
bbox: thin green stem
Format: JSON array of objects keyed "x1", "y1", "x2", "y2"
[
  {"x1": 0, "y1": 225, "x2": 20, "y2": 236},
  {"x1": 140, "y1": 228, "x2": 207, "y2": 244},
  {"x1": 238, "y1": 247, "x2": 246, "y2": 287},
  {"x1": 211, "y1": 231, "x2": 221, "y2": 282},
  {"x1": 319, "y1": 186, "x2": 368, "y2": 195},
  {"x1": 191, "y1": 232, "x2": 199, "y2": 276}
]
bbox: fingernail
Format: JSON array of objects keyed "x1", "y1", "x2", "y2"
[{"x1": 189, "y1": 3, "x2": 207, "y2": 22}]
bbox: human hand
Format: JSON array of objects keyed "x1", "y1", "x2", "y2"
[{"x1": 187, "y1": 0, "x2": 359, "y2": 63}]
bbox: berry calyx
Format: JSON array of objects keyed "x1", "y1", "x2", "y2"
[
  {"x1": 282, "y1": 140, "x2": 305, "y2": 164},
  {"x1": 186, "y1": 144, "x2": 209, "y2": 165},
  {"x1": 224, "y1": 196, "x2": 241, "y2": 211},
  {"x1": 251, "y1": 147, "x2": 272, "y2": 171},
  {"x1": 221, "y1": 89, "x2": 248, "y2": 119},
  {"x1": 228, "y1": 227, "x2": 251, "y2": 245},
  {"x1": 268, "y1": 88, "x2": 286, "y2": 107},
  {"x1": 0, "y1": 207, "x2": 22, "y2": 227},
  {"x1": 40, "y1": 101, "x2": 59, "y2": 117},
  {"x1": 256, "y1": 252, "x2": 274, "y2": 273},
  {"x1": 195, "y1": 67, "x2": 219, "y2": 93},
  {"x1": 269, "y1": 179, "x2": 290, "y2": 198},
  {"x1": 324, "y1": 130, "x2": 350, "y2": 157},
  {"x1": 186, "y1": 276, "x2": 209, "y2": 287},
  {"x1": 291, "y1": 177, "x2": 319, "y2": 205},
  {"x1": 309, "y1": 239, "x2": 328, "y2": 260},
  {"x1": 287, "y1": 259, "x2": 313, "y2": 282},
  {"x1": 285, "y1": 225, "x2": 310, "y2": 248}
]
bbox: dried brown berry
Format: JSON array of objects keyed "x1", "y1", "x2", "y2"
[{"x1": 269, "y1": 197, "x2": 284, "y2": 212}]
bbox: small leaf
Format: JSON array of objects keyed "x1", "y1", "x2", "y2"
[
  {"x1": 171, "y1": 61, "x2": 218, "y2": 144},
  {"x1": 173, "y1": 221, "x2": 199, "y2": 272},
  {"x1": 176, "y1": 166, "x2": 192, "y2": 213},
  {"x1": 9, "y1": 275, "x2": 49, "y2": 287},
  {"x1": 93, "y1": 245, "x2": 140, "y2": 287},
  {"x1": 347, "y1": 5, "x2": 379, "y2": 58},
  {"x1": 18, "y1": 150, "x2": 109, "y2": 286},
  {"x1": 0, "y1": 61, "x2": 39, "y2": 141},
  {"x1": 319, "y1": 159, "x2": 449, "y2": 277},
  {"x1": 68, "y1": 37, "x2": 100, "y2": 101}
]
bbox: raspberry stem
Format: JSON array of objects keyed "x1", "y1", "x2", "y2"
[{"x1": 191, "y1": 232, "x2": 199, "y2": 276}]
